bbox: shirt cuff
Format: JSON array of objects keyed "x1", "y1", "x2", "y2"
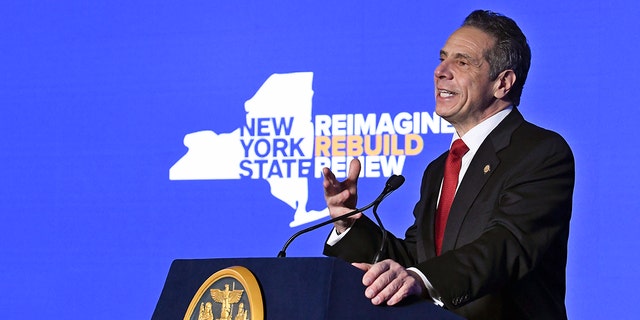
[
  {"x1": 406, "y1": 267, "x2": 444, "y2": 307},
  {"x1": 326, "y1": 227, "x2": 351, "y2": 246}
]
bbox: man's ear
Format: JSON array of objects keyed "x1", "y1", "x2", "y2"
[{"x1": 493, "y1": 69, "x2": 516, "y2": 99}]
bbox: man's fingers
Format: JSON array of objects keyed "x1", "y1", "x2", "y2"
[
  {"x1": 347, "y1": 158, "x2": 362, "y2": 182},
  {"x1": 357, "y1": 259, "x2": 423, "y2": 306},
  {"x1": 351, "y1": 262, "x2": 371, "y2": 272},
  {"x1": 372, "y1": 276, "x2": 405, "y2": 305},
  {"x1": 322, "y1": 167, "x2": 338, "y2": 192},
  {"x1": 325, "y1": 188, "x2": 352, "y2": 207},
  {"x1": 385, "y1": 275, "x2": 421, "y2": 305},
  {"x1": 322, "y1": 163, "x2": 360, "y2": 222},
  {"x1": 362, "y1": 259, "x2": 390, "y2": 286}
]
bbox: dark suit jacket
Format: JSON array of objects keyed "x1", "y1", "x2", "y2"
[{"x1": 324, "y1": 108, "x2": 575, "y2": 320}]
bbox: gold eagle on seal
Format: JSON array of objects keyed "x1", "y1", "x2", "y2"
[{"x1": 209, "y1": 284, "x2": 244, "y2": 320}]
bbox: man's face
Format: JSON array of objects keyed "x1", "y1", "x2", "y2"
[{"x1": 434, "y1": 26, "x2": 500, "y2": 133}]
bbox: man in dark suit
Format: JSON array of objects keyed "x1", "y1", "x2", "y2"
[{"x1": 322, "y1": 10, "x2": 574, "y2": 319}]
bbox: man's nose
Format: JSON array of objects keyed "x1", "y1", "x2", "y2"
[{"x1": 434, "y1": 60, "x2": 452, "y2": 80}]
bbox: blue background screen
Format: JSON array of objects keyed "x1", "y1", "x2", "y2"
[{"x1": 1, "y1": 1, "x2": 638, "y2": 318}]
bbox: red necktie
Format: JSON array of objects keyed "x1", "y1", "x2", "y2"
[{"x1": 434, "y1": 139, "x2": 469, "y2": 256}]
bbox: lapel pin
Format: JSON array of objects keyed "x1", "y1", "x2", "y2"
[{"x1": 483, "y1": 164, "x2": 491, "y2": 174}]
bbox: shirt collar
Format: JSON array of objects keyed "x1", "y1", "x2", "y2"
[{"x1": 451, "y1": 106, "x2": 513, "y2": 153}]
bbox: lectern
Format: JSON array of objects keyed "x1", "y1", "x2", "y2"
[{"x1": 152, "y1": 257, "x2": 463, "y2": 319}]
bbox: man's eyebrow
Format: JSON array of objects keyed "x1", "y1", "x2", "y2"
[
  {"x1": 441, "y1": 50, "x2": 481, "y2": 65},
  {"x1": 453, "y1": 52, "x2": 474, "y2": 61}
]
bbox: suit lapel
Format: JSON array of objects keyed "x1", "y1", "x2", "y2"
[
  {"x1": 440, "y1": 108, "x2": 524, "y2": 253},
  {"x1": 419, "y1": 151, "x2": 448, "y2": 260}
]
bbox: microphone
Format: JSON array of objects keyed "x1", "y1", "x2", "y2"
[
  {"x1": 277, "y1": 174, "x2": 405, "y2": 258},
  {"x1": 372, "y1": 175, "x2": 404, "y2": 264}
]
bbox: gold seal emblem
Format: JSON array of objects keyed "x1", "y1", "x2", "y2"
[{"x1": 184, "y1": 266, "x2": 264, "y2": 320}]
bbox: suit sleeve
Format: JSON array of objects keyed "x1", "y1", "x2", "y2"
[{"x1": 323, "y1": 214, "x2": 418, "y2": 266}]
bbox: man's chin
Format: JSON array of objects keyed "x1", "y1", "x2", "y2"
[{"x1": 434, "y1": 104, "x2": 456, "y2": 119}]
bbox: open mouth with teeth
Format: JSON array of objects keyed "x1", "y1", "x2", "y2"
[{"x1": 438, "y1": 89, "x2": 457, "y2": 97}]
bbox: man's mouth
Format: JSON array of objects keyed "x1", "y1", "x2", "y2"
[{"x1": 438, "y1": 89, "x2": 456, "y2": 98}]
